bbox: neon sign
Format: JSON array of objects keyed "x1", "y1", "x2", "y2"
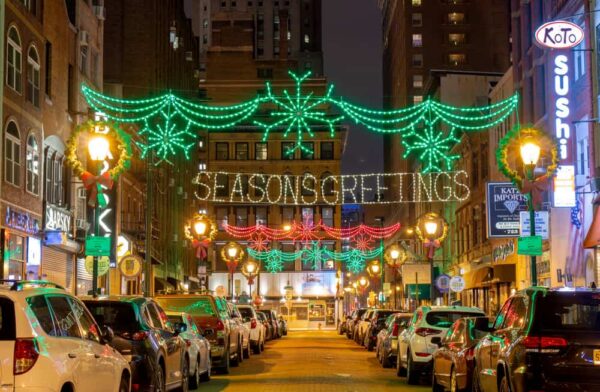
[
  {"x1": 554, "y1": 54, "x2": 571, "y2": 161},
  {"x1": 535, "y1": 21, "x2": 584, "y2": 49}
]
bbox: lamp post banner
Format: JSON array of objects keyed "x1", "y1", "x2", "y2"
[{"x1": 486, "y1": 182, "x2": 529, "y2": 238}]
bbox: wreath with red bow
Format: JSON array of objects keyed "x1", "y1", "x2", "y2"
[{"x1": 66, "y1": 120, "x2": 132, "y2": 207}]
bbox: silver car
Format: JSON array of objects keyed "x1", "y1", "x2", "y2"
[{"x1": 376, "y1": 313, "x2": 411, "y2": 368}]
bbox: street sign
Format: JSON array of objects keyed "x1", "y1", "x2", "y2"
[
  {"x1": 486, "y1": 182, "x2": 528, "y2": 238},
  {"x1": 519, "y1": 211, "x2": 549, "y2": 239},
  {"x1": 84, "y1": 256, "x2": 110, "y2": 276},
  {"x1": 119, "y1": 255, "x2": 142, "y2": 279},
  {"x1": 553, "y1": 165, "x2": 576, "y2": 207},
  {"x1": 85, "y1": 236, "x2": 112, "y2": 256},
  {"x1": 517, "y1": 236, "x2": 543, "y2": 256},
  {"x1": 435, "y1": 274, "x2": 450, "y2": 293},
  {"x1": 449, "y1": 276, "x2": 465, "y2": 293},
  {"x1": 401, "y1": 263, "x2": 431, "y2": 284},
  {"x1": 535, "y1": 21, "x2": 584, "y2": 49}
]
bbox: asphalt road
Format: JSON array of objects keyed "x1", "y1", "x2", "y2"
[{"x1": 193, "y1": 330, "x2": 430, "y2": 392}]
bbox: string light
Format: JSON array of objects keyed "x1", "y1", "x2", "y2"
[
  {"x1": 81, "y1": 73, "x2": 519, "y2": 170},
  {"x1": 194, "y1": 170, "x2": 471, "y2": 205}
]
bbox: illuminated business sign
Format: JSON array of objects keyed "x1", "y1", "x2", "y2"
[
  {"x1": 554, "y1": 54, "x2": 571, "y2": 161},
  {"x1": 535, "y1": 21, "x2": 584, "y2": 49},
  {"x1": 553, "y1": 165, "x2": 576, "y2": 207},
  {"x1": 194, "y1": 170, "x2": 471, "y2": 205}
]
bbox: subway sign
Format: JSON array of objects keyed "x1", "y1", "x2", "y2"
[{"x1": 535, "y1": 21, "x2": 584, "y2": 49}]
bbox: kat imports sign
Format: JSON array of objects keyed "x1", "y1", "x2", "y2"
[{"x1": 486, "y1": 182, "x2": 529, "y2": 238}]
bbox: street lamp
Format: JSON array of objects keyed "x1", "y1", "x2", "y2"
[
  {"x1": 221, "y1": 241, "x2": 245, "y2": 299},
  {"x1": 366, "y1": 260, "x2": 381, "y2": 277},
  {"x1": 416, "y1": 212, "x2": 448, "y2": 305},
  {"x1": 88, "y1": 133, "x2": 109, "y2": 298},
  {"x1": 520, "y1": 139, "x2": 541, "y2": 286},
  {"x1": 385, "y1": 244, "x2": 407, "y2": 309},
  {"x1": 184, "y1": 213, "x2": 216, "y2": 292},
  {"x1": 241, "y1": 260, "x2": 259, "y2": 298}
]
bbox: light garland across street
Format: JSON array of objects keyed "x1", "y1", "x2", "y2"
[{"x1": 193, "y1": 170, "x2": 471, "y2": 205}]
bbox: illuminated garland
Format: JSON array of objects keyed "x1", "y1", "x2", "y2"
[
  {"x1": 247, "y1": 246, "x2": 384, "y2": 274},
  {"x1": 82, "y1": 71, "x2": 518, "y2": 170}
]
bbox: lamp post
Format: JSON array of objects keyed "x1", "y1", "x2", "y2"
[
  {"x1": 520, "y1": 141, "x2": 541, "y2": 286},
  {"x1": 184, "y1": 213, "x2": 216, "y2": 293},
  {"x1": 241, "y1": 259, "x2": 259, "y2": 298},
  {"x1": 357, "y1": 275, "x2": 370, "y2": 307},
  {"x1": 385, "y1": 244, "x2": 406, "y2": 310},
  {"x1": 221, "y1": 241, "x2": 244, "y2": 300},
  {"x1": 416, "y1": 212, "x2": 448, "y2": 304},
  {"x1": 88, "y1": 134, "x2": 110, "y2": 298}
]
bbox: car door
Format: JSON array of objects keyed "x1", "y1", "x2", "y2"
[
  {"x1": 399, "y1": 311, "x2": 419, "y2": 365},
  {"x1": 188, "y1": 315, "x2": 209, "y2": 372},
  {"x1": 477, "y1": 299, "x2": 511, "y2": 392},
  {"x1": 435, "y1": 321, "x2": 459, "y2": 388},
  {"x1": 148, "y1": 302, "x2": 184, "y2": 387}
]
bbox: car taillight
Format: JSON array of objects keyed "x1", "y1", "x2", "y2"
[
  {"x1": 391, "y1": 324, "x2": 399, "y2": 337},
  {"x1": 415, "y1": 327, "x2": 441, "y2": 337},
  {"x1": 216, "y1": 320, "x2": 225, "y2": 331},
  {"x1": 14, "y1": 338, "x2": 39, "y2": 375},
  {"x1": 465, "y1": 346, "x2": 475, "y2": 361},
  {"x1": 522, "y1": 336, "x2": 568, "y2": 352},
  {"x1": 251, "y1": 319, "x2": 257, "y2": 329},
  {"x1": 132, "y1": 331, "x2": 149, "y2": 341}
]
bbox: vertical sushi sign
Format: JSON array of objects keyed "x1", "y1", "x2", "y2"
[{"x1": 535, "y1": 20, "x2": 584, "y2": 208}]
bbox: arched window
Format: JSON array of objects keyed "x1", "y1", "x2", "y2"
[
  {"x1": 26, "y1": 134, "x2": 39, "y2": 195},
  {"x1": 7, "y1": 26, "x2": 22, "y2": 93},
  {"x1": 321, "y1": 171, "x2": 334, "y2": 196},
  {"x1": 301, "y1": 172, "x2": 316, "y2": 196},
  {"x1": 26, "y1": 46, "x2": 40, "y2": 107},
  {"x1": 5, "y1": 121, "x2": 21, "y2": 186}
]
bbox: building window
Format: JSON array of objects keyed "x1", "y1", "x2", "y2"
[
  {"x1": 26, "y1": 46, "x2": 40, "y2": 107},
  {"x1": 255, "y1": 142, "x2": 267, "y2": 160},
  {"x1": 412, "y1": 0, "x2": 421, "y2": 5},
  {"x1": 412, "y1": 54, "x2": 423, "y2": 67},
  {"x1": 412, "y1": 34, "x2": 423, "y2": 47},
  {"x1": 216, "y1": 174, "x2": 229, "y2": 197},
  {"x1": 412, "y1": 13, "x2": 422, "y2": 27},
  {"x1": 300, "y1": 142, "x2": 314, "y2": 159},
  {"x1": 448, "y1": 33, "x2": 466, "y2": 46},
  {"x1": 45, "y1": 42, "x2": 52, "y2": 96},
  {"x1": 216, "y1": 207, "x2": 228, "y2": 230},
  {"x1": 79, "y1": 45, "x2": 88, "y2": 76},
  {"x1": 257, "y1": 68, "x2": 273, "y2": 79},
  {"x1": 5, "y1": 122, "x2": 21, "y2": 187},
  {"x1": 413, "y1": 74, "x2": 423, "y2": 88},
  {"x1": 282, "y1": 142, "x2": 295, "y2": 159},
  {"x1": 7, "y1": 26, "x2": 22, "y2": 93},
  {"x1": 301, "y1": 207, "x2": 314, "y2": 227},
  {"x1": 301, "y1": 173, "x2": 316, "y2": 197},
  {"x1": 574, "y1": 36, "x2": 586, "y2": 81},
  {"x1": 413, "y1": 95, "x2": 423, "y2": 104},
  {"x1": 26, "y1": 134, "x2": 39, "y2": 195},
  {"x1": 282, "y1": 206, "x2": 295, "y2": 224},
  {"x1": 216, "y1": 142, "x2": 229, "y2": 160},
  {"x1": 255, "y1": 207, "x2": 268, "y2": 226},
  {"x1": 235, "y1": 142, "x2": 249, "y2": 160},
  {"x1": 320, "y1": 142, "x2": 334, "y2": 160},
  {"x1": 254, "y1": 174, "x2": 267, "y2": 197},
  {"x1": 321, "y1": 172, "x2": 334, "y2": 196},
  {"x1": 53, "y1": 157, "x2": 63, "y2": 204},
  {"x1": 448, "y1": 12, "x2": 465, "y2": 24},
  {"x1": 448, "y1": 53, "x2": 467, "y2": 65},
  {"x1": 236, "y1": 207, "x2": 248, "y2": 227},
  {"x1": 91, "y1": 51, "x2": 99, "y2": 86},
  {"x1": 322, "y1": 207, "x2": 334, "y2": 227}
]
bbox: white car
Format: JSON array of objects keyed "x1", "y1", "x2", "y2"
[
  {"x1": 236, "y1": 305, "x2": 266, "y2": 354},
  {"x1": 397, "y1": 305, "x2": 484, "y2": 385},
  {"x1": 0, "y1": 280, "x2": 131, "y2": 392},
  {"x1": 166, "y1": 311, "x2": 212, "y2": 389}
]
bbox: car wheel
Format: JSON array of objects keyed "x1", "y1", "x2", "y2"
[
  {"x1": 406, "y1": 351, "x2": 419, "y2": 385},
  {"x1": 472, "y1": 363, "x2": 481, "y2": 392},
  {"x1": 396, "y1": 350, "x2": 406, "y2": 377},
  {"x1": 499, "y1": 375, "x2": 511, "y2": 392},
  {"x1": 119, "y1": 374, "x2": 129, "y2": 392},
  {"x1": 450, "y1": 366, "x2": 461, "y2": 392},
  {"x1": 244, "y1": 340, "x2": 251, "y2": 359},
  {"x1": 153, "y1": 364, "x2": 166, "y2": 392},
  {"x1": 261, "y1": 338, "x2": 265, "y2": 352},
  {"x1": 432, "y1": 371, "x2": 444, "y2": 392},
  {"x1": 367, "y1": 338, "x2": 375, "y2": 352},
  {"x1": 381, "y1": 350, "x2": 392, "y2": 369},
  {"x1": 200, "y1": 356, "x2": 211, "y2": 382},
  {"x1": 231, "y1": 344, "x2": 240, "y2": 367},
  {"x1": 220, "y1": 350, "x2": 231, "y2": 374},
  {"x1": 253, "y1": 341, "x2": 261, "y2": 354},
  {"x1": 189, "y1": 357, "x2": 200, "y2": 390},
  {"x1": 178, "y1": 356, "x2": 189, "y2": 392}
]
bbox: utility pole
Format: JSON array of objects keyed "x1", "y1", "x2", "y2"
[{"x1": 144, "y1": 150, "x2": 153, "y2": 297}]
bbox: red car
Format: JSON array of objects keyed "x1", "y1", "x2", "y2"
[{"x1": 432, "y1": 316, "x2": 491, "y2": 392}]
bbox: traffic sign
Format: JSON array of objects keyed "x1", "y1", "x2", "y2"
[
  {"x1": 435, "y1": 274, "x2": 451, "y2": 293},
  {"x1": 519, "y1": 211, "x2": 549, "y2": 239},
  {"x1": 517, "y1": 236, "x2": 543, "y2": 256},
  {"x1": 84, "y1": 256, "x2": 110, "y2": 276},
  {"x1": 85, "y1": 236, "x2": 111, "y2": 256},
  {"x1": 449, "y1": 276, "x2": 465, "y2": 293}
]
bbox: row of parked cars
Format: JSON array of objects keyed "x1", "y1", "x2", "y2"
[
  {"x1": 0, "y1": 279, "x2": 286, "y2": 391},
  {"x1": 341, "y1": 287, "x2": 600, "y2": 391}
]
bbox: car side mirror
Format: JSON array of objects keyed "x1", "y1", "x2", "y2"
[
  {"x1": 174, "y1": 322, "x2": 187, "y2": 334},
  {"x1": 100, "y1": 325, "x2": 114, "y2": 343},
  {"x1": 431, "y1": 336, "x2": 442, "y2": 347}
]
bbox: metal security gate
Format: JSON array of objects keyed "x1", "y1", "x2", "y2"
[{"x1": 41, "y1": 246, "x2": 73, "y2": 291}]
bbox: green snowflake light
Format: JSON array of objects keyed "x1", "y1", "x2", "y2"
[
  {"x1": 301, "y1": 243, "x2": 326, "y2": 271},
  {"x1": 255, "y1": 71, "x2": 342, "y2": 155},
  {"x1": 402, "y1": 118, "x2": 460, "y2": 173}
]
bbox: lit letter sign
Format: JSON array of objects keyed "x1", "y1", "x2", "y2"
[{"x1": 535, "y1": 21, "x2": 584, "y2": 49}]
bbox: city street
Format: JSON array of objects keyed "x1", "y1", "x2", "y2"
[{"x1": 197, "y1": 331, "x2": 429, "y2": 392}]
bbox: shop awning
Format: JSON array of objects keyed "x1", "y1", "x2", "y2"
[
  {"x1": 484, "y1": 264, "x2": 516, "y2": 285},
  {"x1": 584, "y1": 206, "x2": 600, "y2": 248},
  {"x1": 155, "y1": 277, "x2": 175, "y2": 293},
  {"x1": 405, "y1": 284, "x2": 430, "y2": 300},
  {"x1": 465, "y1": 267, "x2": 493, "y2": 289}
]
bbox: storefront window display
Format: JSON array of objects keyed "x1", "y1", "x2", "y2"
[{"x1": 5, "y1": 233, "x2": 25, "y2": 280}]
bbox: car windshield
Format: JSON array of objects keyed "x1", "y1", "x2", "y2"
[
  {"x1": 426, "y1": 311, "x2": 485, "y2": 328},
  {"x1": 85, "y1": 302, "x2": 139, "y2": 334},
  {"x1": 355, "y1": 309, "x2": 367, "y2": 319},
  {"x1": 155, "y1": 297, "x2": 216, "y2": 317},
  {"x1": 534, "y1": 292, "x2": 600, "y2": 332},
  {"x1": 238, "y1": 307, "x2": 254, "y2": 319},
  {"x1": 376, "y1": 311, "x2": 395, "y2": 320},
  {"x1": 167, "y1": 315, "x2": 183, "y2": 325},
  {"x1": 0, "y1": 297, "x2": 15, "y2": 341}
]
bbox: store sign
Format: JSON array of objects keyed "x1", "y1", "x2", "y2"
[
  {"x1": 5, "y1": 206, "x2": 40, "y2": 234},
  {"x1": 449, "y1": 276, "x2": 465, "y2": 293},
  {"x1": 493, "y1": 242, "x2": 514, "y2": 263},
  {"x1": 553, "y1": 165, "x2": 576, "y2": 207},
  {"x1": 44, "y1": 205, "x2": 72, "y2": 232},
  {"x1": 85, "y1": 236, "x2": 112, "y2": 256},
  {"x1": 519, "y1": 211, "x2": 550, "y2": 240},
  {"x1": 486, "y1": 183, "x2": 528, "y2": 238},
  {"x1": 553, "y1": 54, "x2": 573, "y2": 162},
  {"x1": 435, "y1": 274, "x2": 451, "y2": 293},
  {"x1": 84, "y1": 256, "x2": 110, "y2": 276},
  {"x1": 517, "y1": 236, "x2": 543, "y2": 256},
  {"x1": 27, "y1": 237, "x2": 41, "y2": 266},
  {"x1": 119, "y1": 255, "x2": 142, "y2": 279},
  {"x1": 535, "y1": 21, "x2": 584, "y2": 49}
]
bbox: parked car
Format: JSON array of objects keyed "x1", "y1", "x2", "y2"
[
  {"x1": 363, "y1": 309, "x2": 399, "y2": 351},
  {"x1": 166, "y1": 311, "x2": 212, "y2": 389},
  {"x1": 346, "y1": 308, "x2": 368, "y2": 339},
  {"x1": 376, "y1": 313, "x2": 412, "y2": 368},
  {"x1": 338, "y1": 313, "x2": 348, "y2": 335},
  {"x1": 397, "y1": 305, "x2": 485, "y2": 385},
  {"x1": 432, "y1": 316, "x2": 491, "y2": 392},
  {"x1": 355, "y1": 308, "x2": 376, "y2": 344},
  {"x1": 227, "y1": 302, "x2": 251, "y2": 359},
  {"x1": 0, "y1": 280, "x2": 130, "y2": 392},
  {"x1": 237, "y1": 304, "x2": 266, "y2": 353},
  {"x1": 257, "y1": 311, "x2": 274, "y2": 341},
  {"x1": 260, "y1": 309, "x2": 281, "y2": 339},
  {"x1": 473, "y1": 287, "x2": 600, "y2": 392},
  {"x1": 154, "y1": 294, "x2": 243, "y2": 374},
  {"x1": 84, "y1": 295, "x2": 188, "y2": 392},
  {"x1": 278, "y1": 315, "x2": 288, "y2": 336}
]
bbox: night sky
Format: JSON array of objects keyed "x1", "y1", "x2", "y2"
[{"x1": 322, "y1": 0, "x2": 383, "y2": 174}]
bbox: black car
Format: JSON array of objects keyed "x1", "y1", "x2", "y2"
[
  {"x1": 473, "y1": 287, "x2": 600, "y2": 392},
  {"x1": 260, "y1": 309, "x2": 281, "y2": 338},
  {"x1": 363, "y1": 309, "x2": 398, "y2": 351},
  {"x1": 257, "y1": 311, "x2": 274, "y2": 340},
  {"x1": 346, "y1": 308, "x2": 368, "y2": 339},
  {"x1": 84, "y1": 296, "x2": 188, "y2": 392}
]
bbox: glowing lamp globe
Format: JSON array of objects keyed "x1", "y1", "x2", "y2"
[
  {"x1": 520, "y1": 142, "x2": 541, "y2": 166},
  {"x1": 227, "y1": 246, "x2": 239, "y2": 258},
  {"x1": 193, "y1": 221, "x2": 207, "y2": 236},
  {"x1": 424, "y1": 221, "x2": 438, "y2": 236},
  {"x1": 283, "y1": 224, "x2": 292, "y2": 232},
  {"x1": 390, "y1": 249, "x2": 400, "y2": 260},
  {"x1": 370, "y1": 263, "x2": 380, "y2": 274},
  {"x1": 88, "y1": 135, "x2": 110, "y2": 161},
  {"x1": 246, "y1": 262, "x2": 256, "y2": 273},
  {"x1": 359, "y1": 277, "x2": 368, "y2": 287}
]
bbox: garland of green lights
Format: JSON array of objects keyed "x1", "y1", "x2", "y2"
[
  {"x1": 247, "y1": 246, "x2": 383, "y2": 274},
  {"x1": 82, "y1": 71, "x2": 519, "y2": 171}
]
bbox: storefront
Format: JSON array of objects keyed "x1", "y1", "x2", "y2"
[{"x1": 1, "y1": 205, "x2": 42, "y2": 282}]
